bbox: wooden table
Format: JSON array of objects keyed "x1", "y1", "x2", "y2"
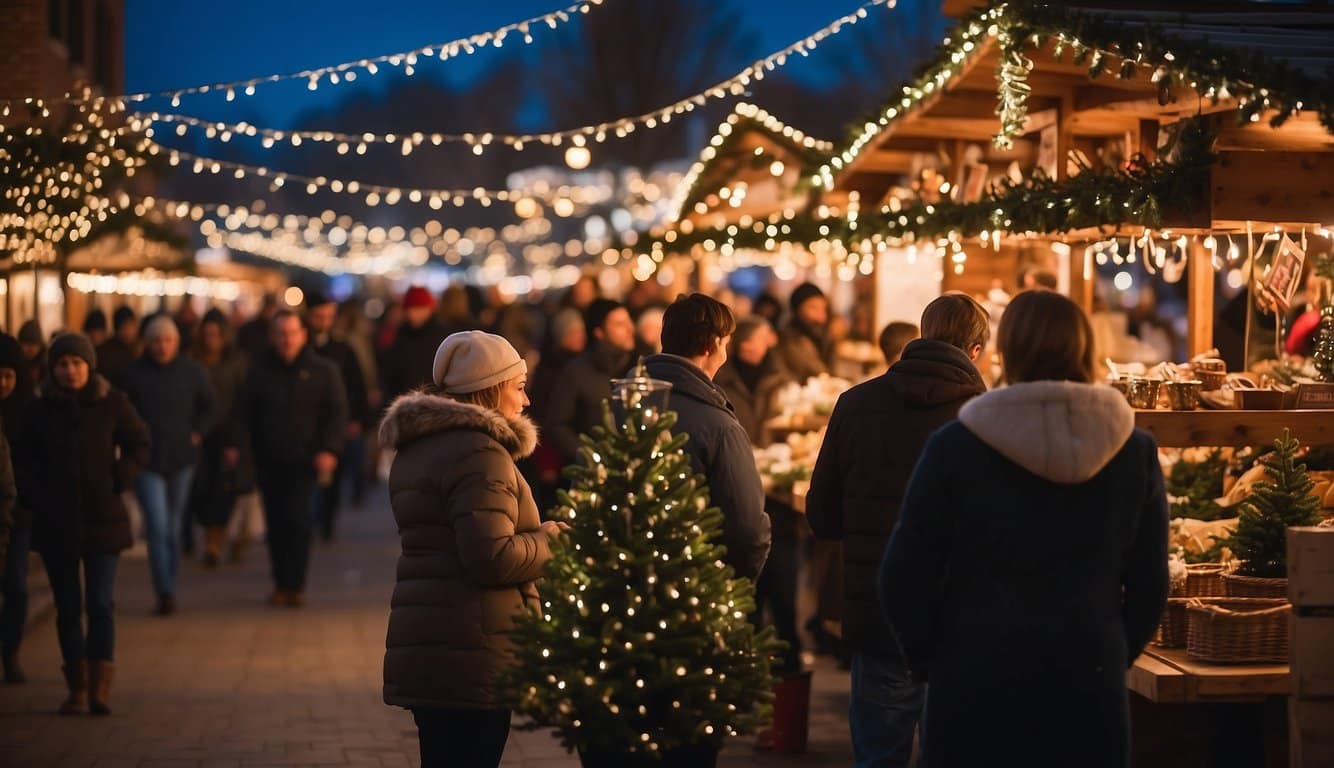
[{"x1": 1129, "y1": 646, "x2": 1289, "y2": 703}]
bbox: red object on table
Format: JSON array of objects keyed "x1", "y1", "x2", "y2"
[{"x1": 1287, "y1": 309, "x2": 1321, "y2": 356}]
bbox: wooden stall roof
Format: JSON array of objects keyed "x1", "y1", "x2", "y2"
[
  {"x1": 671, "y1": 103, "x2": 833, "y2": 230},
  {"x1": 825, "y1": 2, "x2": 1334, "y2": 229}
]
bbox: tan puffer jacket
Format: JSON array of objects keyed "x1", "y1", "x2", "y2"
[{"x1": 380, "y1": 390, "x2": 551, "y2": 710}]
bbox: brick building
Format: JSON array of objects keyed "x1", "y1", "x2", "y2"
[{"x1": 0, "y1": 0, "x2": 124, "y2": 100}]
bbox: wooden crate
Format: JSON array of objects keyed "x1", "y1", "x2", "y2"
[
  {"x1": 1292, "y1": 615, "x2": 1334, "y2": 699},
  {"x1": 1288, "y1": 527, "x2": 1334, "y2": 608},
  {"x1": 1290, "y1": 698, "x2": 1334, "y2": 768}
]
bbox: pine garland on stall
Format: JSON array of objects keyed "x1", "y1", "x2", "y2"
[
  {"x1": 1226, "y1": 430, "x2": 1323, "y2": 578},
  {"x1": 499, "y1": 400, "x2": 781, "y2": 761}
]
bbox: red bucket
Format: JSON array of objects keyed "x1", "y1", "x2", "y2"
[{"x1": 769, "y1": 670, "x2": 813, "y2": 753}]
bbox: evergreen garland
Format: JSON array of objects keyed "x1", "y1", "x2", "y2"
[
  {"x1": 1225, "y1": 430, "x2": 1323, "y2": 578},
  {"x1": 1167, "y1": 449, "x2": 1228, "y2": 522},
  {"x1": 499, "y1": 400, "x2": 781, "y2": 760}
]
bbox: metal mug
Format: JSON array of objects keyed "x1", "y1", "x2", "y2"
[
  {"x1": 1125, "y1": 378, "x2": 1163, "y2": 409},
  {"x1": 1165, "y1": 380, "x2": 1203, "y2": 411}
]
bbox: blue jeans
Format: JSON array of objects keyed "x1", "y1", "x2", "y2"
[
  {"x1": 1, "y1": 527, "x2": 30, "y2": 655},
  {"x1": 41, "y1": 551, "x2": 119, "y2": 662},
  {"x1": 850, "y1": 651, "x2": 926, "y2": 768},
  {"x1": 136, "y1": 467, "x2": 196, "y2": 598}
]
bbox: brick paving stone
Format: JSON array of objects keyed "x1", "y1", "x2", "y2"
[{"x1": 0, "y1": 487, "x2": 857, "y2": 766}]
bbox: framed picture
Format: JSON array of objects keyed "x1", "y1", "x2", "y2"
[{"x1": 1262, "y1": 234, "x2": 1305, "y2": 313}]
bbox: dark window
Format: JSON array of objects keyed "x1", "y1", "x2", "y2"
[
  {"x1": 67, "y1": 0, "x2": 86, "y2": 64},
  {"x1": 94, "y1": 1, "x2": 114, "y2": 89},
  {"x1": 47, "y1": 0, "x2": 63, "y2": 42}
]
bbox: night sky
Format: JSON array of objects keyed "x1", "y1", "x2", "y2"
[{"x1": 124, "y1": 0, "x2": 895, "y2": 129}]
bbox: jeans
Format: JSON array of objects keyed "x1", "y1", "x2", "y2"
[
  {"x1": 313, "y1": 453, "x2": 346, "y2": 541},
  {"x1": 1, "y1": 527, "x2": 30, "y2": 655},
  {"x1": 752, "y1": 535, "x2": 801, "y2": 672},
  {"x1": 41, "y1": 551, "x2": 119, "y2": 663},
  {"x1": 850, "y1": 650, "x2": 926, "y2": 768},
  {"x1": 258, "y1": 468, "x2": 317, "y2": 592},
  {"x1": 412, "y1": 707, "x2": 511, "y2": 768},
  {"x1": 136, "y1": 466, "x2": 196, "y2": 598}
]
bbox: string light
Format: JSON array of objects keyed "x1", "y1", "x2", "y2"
[
  {"x1": 120, "y1": 0, "x2": 894, "y2": 157},
  {"x1": 67, "y1": 270, "x2": 243, "y2": 301},
  {"x1": 9, "y1": 1, "x2": 607, "y2": 107}
]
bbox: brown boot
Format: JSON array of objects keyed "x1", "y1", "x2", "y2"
[
  {"x1": 229, "y1": 538, "x2": 247, "y2": 564},
  {"x1": 88, "y1": 661, "x2": 114, "y2": 716},
  {"x1": 203, "y1": 527, "x2": 225, "y2": 568},
  {"x1": 59, "y1": 662, "x2": 87, "y2": 715}
]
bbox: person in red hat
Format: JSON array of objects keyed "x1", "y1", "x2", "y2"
[{"x1": 380, "y1": 286, "x2": 448, "y2": 409}]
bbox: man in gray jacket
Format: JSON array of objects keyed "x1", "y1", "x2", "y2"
[{"x1": 642, "y1": 294, "x2": 771, "y2": 580}]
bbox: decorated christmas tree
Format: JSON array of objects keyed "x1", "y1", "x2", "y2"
[
  {"x1": 1226, "y1": 429, "x2": 1323, "y2": 577},
  {"x1": 500, "y1": 396, "x2": 781, "y2": 764},
  {"x1": 1312, "y1": 305, "x2": 1334, "y2": 382}
]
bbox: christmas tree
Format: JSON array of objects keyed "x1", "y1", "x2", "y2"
[
  {"x1": 500, "y1": 398, "x2": 781, "y2": 762},
  {"x1": 1226, "y1": 429, "x2": 1323, "y2": 577},
  {"x1": 1312, "y1": 304, "x2": 1334, "y2": 382}
]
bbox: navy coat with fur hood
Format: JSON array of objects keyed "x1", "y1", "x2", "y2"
[
  {"x1": 879, "y1": 381, "x2": 1169, "y2": 768},
  {"x1": 380, "y1": 390, "x2": 553, "y2": 710}
]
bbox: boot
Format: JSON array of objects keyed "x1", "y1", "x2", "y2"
[
  {"x1": 59, "y1": 662, "x2": 87, "y2": 715},
  {"x1": 2, "y1": 650, "x2": 25, "y2": 684},
  {"x1": 203, "y1": 527, "x2": 225, "y2": 569},
  {"x1": 229, "y1": 538, "x2": 247, "y2": 564},
  {"x1": 87, "y1": 660, "x2": 114, "y2": 716}
]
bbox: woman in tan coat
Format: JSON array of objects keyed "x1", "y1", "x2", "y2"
[{"x1": 380, "y1": 331, "x2": 563, "y2": 768}]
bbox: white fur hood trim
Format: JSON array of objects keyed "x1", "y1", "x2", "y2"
[
  {"x1": 379, "y1": 389, "x2": 538, "y2": 459},
  {"x1": 958, "y1": 381, "x2": 1135, "y2": 485}
]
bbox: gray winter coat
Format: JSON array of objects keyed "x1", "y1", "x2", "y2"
[
  {"x1": 642, "y1": 354, "x2": 771, "y2": 580},
  {"x1": 380, "y1": 391, "x2": 552, "y2": 710}
]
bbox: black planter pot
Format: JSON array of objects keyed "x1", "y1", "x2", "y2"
[{"x1": 578, "y1": 742, "x2": 720, "y2": 768}]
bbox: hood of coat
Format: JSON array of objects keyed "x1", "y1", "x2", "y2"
[
  {"x1": 379, "y1": 389, "x2": 538, "y2": 459},
  {"x1": 958, "y1": 380, "x2": 1135, "y2": 485},
  {"x1": 40, "y1": 372, "x2": 112, "y2": 402},
  {"x1": 885, "y1": 339, "x2": 987, "y2": 409},
  {"x1": 643, "y1": 354, "x2": 731, "y2": 413}
]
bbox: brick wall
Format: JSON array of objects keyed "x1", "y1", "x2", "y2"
[{"x1": 0, "y1": 0, "x2": 124, "y2": 100}]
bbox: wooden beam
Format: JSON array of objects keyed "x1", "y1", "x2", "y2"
[
  {"x1": 1057, "y1": 91, "x2": 1075, "y2": 182},
  {"x1": 1187, "y1": 237, "x2": 1215, "y2": 358},
  {"x1": 1211, "y1": 151, "x2": 1334, "y2": 224},
  {"x1": 857, "y1": 149, "x2": 918, "y2": 174},
  {"x1": 1136, "y1": 410, "x2": 1334, "y2": 449},
  {"x1": 1216, "y1": 112, "x2": 1334, "y2": 152}
]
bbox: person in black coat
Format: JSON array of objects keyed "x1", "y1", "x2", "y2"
[
  {"x1": 235, "y1": 310, "x2": 348, "y2": 607},
  {"x1": 0, "y1": 333, "x2": 33, "y2": 683},
  {"x1": 642, "y1": 294, "x2": 771, "y2": 581},
  {"x1": 18, "y1": 333, "x2": 151, "y2": 716},
  {"x1": 380, "y1": 286, "x2": 449, "y2": 410},
  {"x1": 545, "y1": 298, "x2": 636, "y2": 466},
  {"x1": 94, "y1": 307, "x2": 140, "y2": 389},
  {"x1": 17, "y1": 321, "x2": 46, "y2": 393},
  {"x1": 236, "y1": 293, "x2": 279, "y2": 363},
  {"x1": 121, "y1": 316, "x2": 217, "y2": 615},
  {"x1": 305, "y1": 291, "x2": 370, "y2": 541},
  {"x1": 524, "y1": 307, "x2": 585, "y2": 512},
  {"x1": 879, "y1": 291, "x2": 1169, "y2": 768},
  {"x1": 807, "y1": 294, "x2": 989, "y2": 767}
]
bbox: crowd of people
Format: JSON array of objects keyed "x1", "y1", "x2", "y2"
[{"x1": 0, "y1": 274, "x2": 1169, "y2": 768}]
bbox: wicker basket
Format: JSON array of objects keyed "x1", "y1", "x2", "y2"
[
  {"x1": 1185, "y1": 598, "x2": 1289, "y2": 664},
  {"x1": 1152, "y1": 598, "x2": 1192, "y2": 648},
  {"x1": 1222, "y1": 572, "x2": 1288, "y2": 599},
  {"x1": 1183, "y1": 563, "x2": 1228, "y2": 597}
]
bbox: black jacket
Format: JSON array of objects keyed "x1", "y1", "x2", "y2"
[
  {"x1": 807, "y1": 339, "x2": 986, "y2": 654},
  {"x1": 191, "y1": 350, "x2": 253, "y2": 525},
  {"x1": 311, "y1": 333, "x2": 371, "y2": 427},
  {"x1": 642, "y1": 355, "x2": 771, "y2": 580},
  {"x1": 121, "y1": 355, "x2": 218, "y2": 475},
  {"x1": 0, "y1": 435, "x2": 14, "y2": 567},
  {"x1": 380, "y1": 318, "x2": 449, "y2": 410},
  {"x1": 94, "y1": 337, "x2": 138, "y2": 389},
  {"x1": 545, "y1": 341, "x2": 632, "y2": 464},
  {"x1": 237, "y1": 347, "x2": 349, "y2": 471},
  {"x1": 879, "y1": 382, "x2": 1168, "y2": 767},
  {"x1": 18, "y1": 375, "x2": 151, "y2": 556},
  {"x1": 714, "y1": 354, "x2": 790, "y2": 447}
]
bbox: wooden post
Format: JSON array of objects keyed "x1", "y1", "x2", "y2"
[
  {"x1": 1069, "y1": 242, "x2": 1094, "y2": 315},
  {"x1": 1187, "y1": 238, "x2": 1216, "y2": 358},
  {"x1": 1056, "y1": 92, "x2": 1076, "y2": 182}
]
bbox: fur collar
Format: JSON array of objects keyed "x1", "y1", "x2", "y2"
[
  {"x1": 958, "y1": 381, "x2": 1134, "y2": 485},
  {"x1": 379, "y1": 389, "x2": 538, "y2": 459}
]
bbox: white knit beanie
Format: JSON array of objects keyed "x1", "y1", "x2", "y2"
[{"x1": 432, "y1": 331, "x2": 526, "y2": 394}]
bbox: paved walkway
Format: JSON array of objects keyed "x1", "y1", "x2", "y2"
[{"x1": 0, "y1": 489, "x2": 855, "y2": 767}]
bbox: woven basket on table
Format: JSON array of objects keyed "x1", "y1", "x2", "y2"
[
  {"x1": 1222, "y1": 572, "x2": 1288, "y2": 599},
  {"x1": 1183, "y1": 563, "x2": 1228, "y2": 597},
  {"x1": 1185, "y1": 597, "x2": 1289, "y2": 664},
  {"x1": 1152, "y1": 597, "x2": 1192, "y2": 648}
]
